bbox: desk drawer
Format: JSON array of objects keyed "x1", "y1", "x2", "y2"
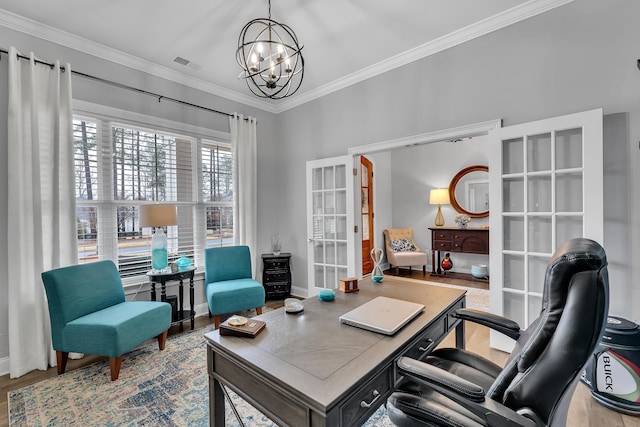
[
  {"x1": 447, "y1": 298, "x2": 465, "y2": 331},
  {"x1": 341, "y1": 365, "x2": 392, "y2": 426},
  {"x1": 401, "y1": 315, "x2": 447, "y2": 361},
  {"x1": 432, "y1": 240, "x2": 452, "y2": 251},
  {"x1": 432, "y1": 230, "x2": 453, "y2": 241}
]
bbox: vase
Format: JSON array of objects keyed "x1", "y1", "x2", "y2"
[
  {"x1": 151, "y1": 227, "x2": 168, "y2": 271},
  {"x1": 271, "y1": 234, "x2": 282, "y2": 256},
  {"x1": 370, "y1": 247, "x2": 384, "y2": 283},
  {"x1": 441, "y1": 253, "x2": 453, "y2": 272}
]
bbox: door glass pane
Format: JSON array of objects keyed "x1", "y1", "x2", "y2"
[
  {"x1": 527, "y1": 133, "x2": 552, "y2": 172},
  {"x1": 528, "y1": 176, "x2": 551, "y2": 212},
  {"x1": 557, "y1": 216, "x2": 583, "y2": 245},
  {"x1": 504, "y1": 292, "x2": 525, "y2": 325},
  {"x1": 503, "y1": 138, "x2": 524, "y2": 174},
  {"x1": 336, "y1": 242, "x2": 348, "y2": 267},
  {"x1": 556, "y1": 172, "x2": 583, "y2": 212},
  {"x1": 556, "y1": 128, "x2": 583, "y2": 169},
  {"x1": 528, "y1": 295, "x2": 543, "y2": 326},
  {"x1": 503, "y1": 216, "x2": 524, "y2": 251},
  {"x1": 337, "y1": 267, "x2": 348, "y2": 282},
  {"x1": 313, "y1": 216, "x2": 323, "y2": 240},
  {"x1": 312, "y1": 168, "x2": 323, "y2": 191},
  {"x1": 503, "y1": 254, "x2": 524, "y2": 290},
  {"x1": 528, "y1": 217, "x2": 552, "y2": 253},
  {"x1": 336, "y1": 189, "x2": 347, "y2": 214},
  {"x1": 336, "y1": 216, "x2": 347, "y2": 240},
  {"x1": 313, "y1": 193, "x2": 323, "y2": 214},
  {"x1": 324, "y1": 217, "x2": 336, "y2": 239},
  {"x1": 326, "y1": 266, "x2": 336, "y2": 288},
  {"x1": 315, "y1": 265, "x2": 325, "y2": 288},
  {"x1": 313, "y1": 241, "x2": 324, "y2": 263},
  {"x1": 503, "y1": 178, "x2": 524, "y2": 212},
  {"x1": 325, "y1": 241, "x2": 336, "y2": 265},
  {"x1": 335, "y1": 165, "x2": 346, "y2": 189},
  {"x1": 323, "y1": 166, "x2": 334, "y2": 190},
  {"x1": 324, "y1": 192, "x2": 335, "y2": 214},
  {"x1": 527, "y1": 255, "x2": 548, "y2": 294}
]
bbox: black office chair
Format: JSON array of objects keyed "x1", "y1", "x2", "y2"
[{"x1": 387, "y1": 238, "x2": 609, "y2": 427}]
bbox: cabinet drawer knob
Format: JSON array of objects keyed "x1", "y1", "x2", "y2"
[{"x1": 360, "y1": 389, "x2": 381, "y2": 408}]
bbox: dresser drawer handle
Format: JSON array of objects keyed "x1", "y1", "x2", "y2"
[
  {"x1": 360, "y1": 389, "x2": 381, "y2": 408},
  {"x1": 439, "y1": 243, "x2": 446, "y2": 247},
  {"x1": 418, "y1": 339, "x2": 436, "y2": 353}
]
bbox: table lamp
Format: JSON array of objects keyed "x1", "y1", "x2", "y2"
[
  {"x1": 429, "y1": 188, "x2": 450, "y2": 227},
  {"x1": 140, "y1": 204, "x2": 177, "y2": 271}
]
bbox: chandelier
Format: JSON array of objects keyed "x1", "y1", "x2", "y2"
[{"x1": 236, "y1": 0, "x2": 304, "y2": 99}]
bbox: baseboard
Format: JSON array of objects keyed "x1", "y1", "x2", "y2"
[{"x1": 0, "y1": 355, "x2": 9, "y2": 376}]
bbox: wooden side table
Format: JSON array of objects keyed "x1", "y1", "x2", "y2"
[
  {"x1": 429, "y1": 227, "x2": 489, "y2": 276},
  {"x1": 147, "y1": 266, "x2": 196, "y2": 331}
]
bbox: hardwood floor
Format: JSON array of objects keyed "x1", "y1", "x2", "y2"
[
  {"x1": 384, "y1": 266, "x2": 490, "y2": 290},
  {"x1": 0, "y1": 294, "x2": 635, "y2": 426}
]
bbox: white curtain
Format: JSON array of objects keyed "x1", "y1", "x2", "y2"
[
  {"x1": 7, "y1": 47, "x2": 76, "y2": 378},
  {"x1": 230, "y1": 114, "x2": 258, "y2": 272}
]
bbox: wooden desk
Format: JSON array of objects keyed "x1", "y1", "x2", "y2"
[
  {"x1": 205, "y1": 277, "x2": 465, "y2": 426},
  {"x1": 429, "y1": 227, "x2": 489, "y2": 275}
]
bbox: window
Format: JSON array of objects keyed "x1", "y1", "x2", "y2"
[
  {"x1": 73, "y1": 113, "x2": 233, "y2": 281},
  {"x1": 202, "y1": 142, "x2": 233, "y2": 248}
]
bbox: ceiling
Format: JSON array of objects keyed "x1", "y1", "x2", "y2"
[{"x1": 0, "y1": 0, "x2": 572, "y2": 113}]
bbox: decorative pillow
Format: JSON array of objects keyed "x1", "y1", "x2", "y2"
[{"x1": 390, "y1": 238, "x2": 417, "y2": 252}]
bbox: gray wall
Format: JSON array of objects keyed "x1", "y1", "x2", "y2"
[{"x1": 273, "y1": 0, "x2": 640, "y2": 321}]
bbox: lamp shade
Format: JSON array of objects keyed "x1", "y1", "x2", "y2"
[
  {"x1": 140, "y1": 204, "x2": 177, "y2": 228},
  {"x1": 429, "y1": 189, "x2": 450, "y2": 205}
]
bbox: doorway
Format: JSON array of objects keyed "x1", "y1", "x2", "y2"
[{"x1": 360, "y1": 156, "x2": 374, "y2": 275}]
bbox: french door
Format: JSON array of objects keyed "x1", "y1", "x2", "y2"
[
  {"x1": 489, "y1": 109, "x2": 603, "y2": 352},
  {"x1": 306, "y1": 155, "x2": 356, "y2": 295}
]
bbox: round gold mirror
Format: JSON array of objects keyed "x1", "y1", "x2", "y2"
[{"x1": 448, "y1": 165, "x2": 489, "y2": 218}]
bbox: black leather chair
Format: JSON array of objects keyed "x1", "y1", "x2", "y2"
[{"x1": 387, "y1": 238, "x2": 609, "y2": 427}]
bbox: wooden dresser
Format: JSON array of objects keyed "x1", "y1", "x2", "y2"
[{"x1": 428, "y1": 227, "x2": 489, "y2": 275}]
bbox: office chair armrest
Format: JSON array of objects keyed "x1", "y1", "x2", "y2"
[
  {"x1": 397, "y1": 356, "x2": 485, "y2": 402},
  {"x1": 395, "y1": 357, "x2": 539, "y2": 427},
  {"x1": 454, "y1": 308, "x2": 522, "y2": 340}
]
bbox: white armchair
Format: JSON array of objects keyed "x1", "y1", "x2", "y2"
[{"x1": 383, "y1": 228, "x2": 428, "y2": 275}]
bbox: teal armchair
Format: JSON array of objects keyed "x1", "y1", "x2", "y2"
[
  {"x1": 42, "y1": 260, "x2": 172, "y2": 381},
  {"x1": 205, "y1": 246, "x2": 266, "y2": 329}
]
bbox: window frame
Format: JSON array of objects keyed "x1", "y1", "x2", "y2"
[{"x1": 73, "y1": 100, "x2": 232, "y2": 287}]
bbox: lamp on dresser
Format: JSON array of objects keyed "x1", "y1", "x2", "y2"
[{"x1": 429, "y1": 188, "x2": 450, "y2": 227}]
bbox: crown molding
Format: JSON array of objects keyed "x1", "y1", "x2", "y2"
[
  {"x1": 0, "y1": 0, "x2": 573, "y2": 115},
  {"x1": 275, "y1": 0, "x2": 575, "y2": 113},
  {"x1": 0, "y1": 8, "x2": 279, "y2": 114},
  {"x1": 348, "y1": 119, "x2": 502, "y2": 155}
]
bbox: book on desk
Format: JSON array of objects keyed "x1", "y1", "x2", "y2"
[{"x1": 219, "y1": 319, "x2": 266, "y2": 338}]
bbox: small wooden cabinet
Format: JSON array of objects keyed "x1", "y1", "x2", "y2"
[
  {"x1": 429, "y1": 227, "x2": 489, "y2": 276},
  {"x1": 261, "y1": 253, "x2": 292, "y2": 298}
]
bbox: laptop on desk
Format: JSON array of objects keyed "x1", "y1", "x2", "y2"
[{"x1": 339, "y1": 296, "x2": 425, "y2": 335}]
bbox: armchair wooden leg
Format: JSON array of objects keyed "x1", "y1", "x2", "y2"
[
  {"x1": 423, "y1": 265, "x2": 426, "y2": 275},
  {"x1": 214, "y1": 315, "x2": 221, "y2": 329},
  {"x1": 157, "y1": 330, "x2": 168, "y2": 350},
  {"x1": 56, "y1": 351, "x2": 69, "y2": 375},
  {"x1": 256, "y1": 307, "x2": 263, "y2": 315},
  {"x1": 110, "y1": 355, "x2": 123, "y2": 381}
]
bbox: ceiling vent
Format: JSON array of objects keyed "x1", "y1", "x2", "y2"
[{"x1": 173, "y1": 56, "x2": 190, "y2": 66}]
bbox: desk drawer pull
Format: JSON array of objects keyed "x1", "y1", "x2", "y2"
[
  {"x1": 360, "y1": 390, "x2": 380, "y2": 408},
  {"x1": 418, "y1": 339, "x2": 435, "y2": 353}
]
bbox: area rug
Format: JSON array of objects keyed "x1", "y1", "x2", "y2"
[
  {"x1": 8, "y1": 284, "x2": 488, "y2": 426},
  {"x1": 8, "y1": 325, "x2": 393, "y2": 426}
]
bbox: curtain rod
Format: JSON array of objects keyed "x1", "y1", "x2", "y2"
[{"x1": 0, "y1": 47, "x2": 247, "y2": 121}]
